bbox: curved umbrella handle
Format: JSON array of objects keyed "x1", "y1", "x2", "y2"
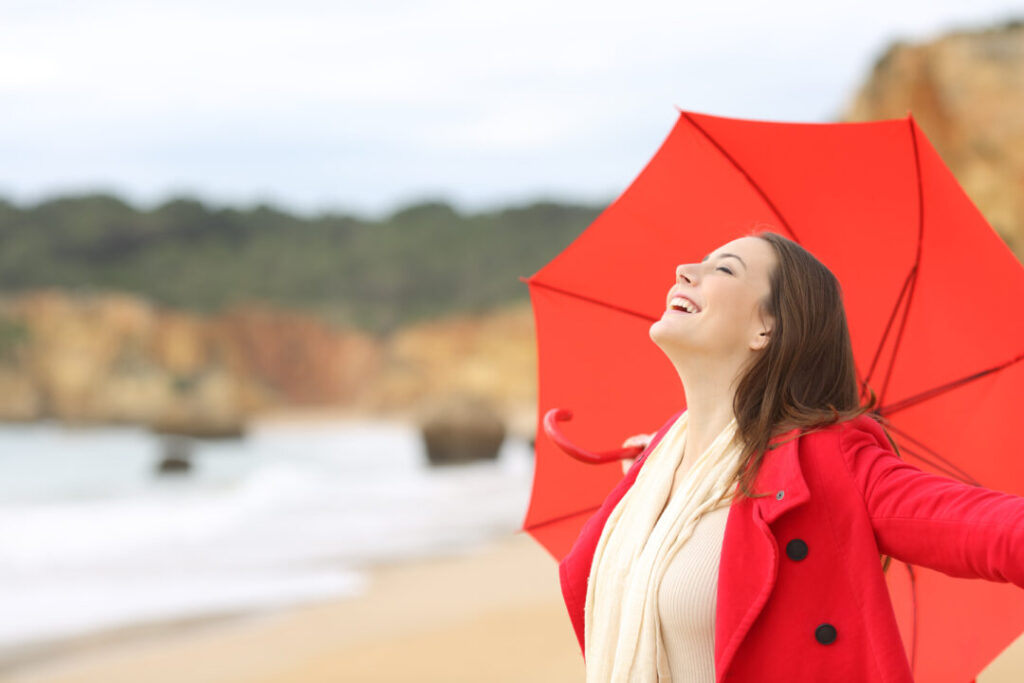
[{"x1": 543, "y1": 407, "x2": 644, "y2": 464}]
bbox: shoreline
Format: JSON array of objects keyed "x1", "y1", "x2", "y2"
[{"x1": 3, "y1": 531, "x2": 584, "y2": 683}]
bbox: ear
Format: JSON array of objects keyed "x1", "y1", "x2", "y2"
[{"x1": 750, "y1": 314, "x2": 774, "y2": 352}]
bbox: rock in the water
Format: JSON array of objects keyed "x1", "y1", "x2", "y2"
[
  {"x1": 156, "y1": 434, "x2": 193, "y2": 475},
  {"x1": 150, "y1": 400, "x2": 246, "y2": 440},
  {"x1": 418, "y1": 393, "x2": 507, "y2": 466}
]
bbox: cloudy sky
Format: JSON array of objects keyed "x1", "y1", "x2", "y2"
[{"x1": 2, "y1": 0, "x2": 1021, "y2": 218}]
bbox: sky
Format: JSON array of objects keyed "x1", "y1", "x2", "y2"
[{"x1": 1, "y1": 0, "x2": 1022, "y2": 219}]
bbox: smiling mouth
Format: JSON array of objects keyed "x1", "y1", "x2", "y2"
[
  {"x1": 668, "y1": 296, "x2": 700, "y2": 314},
  {"x1": 667, "y1": 303, "x2": 700, "y2": 317}
]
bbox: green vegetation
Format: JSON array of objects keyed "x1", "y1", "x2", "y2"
[{"x1": 0, "y1": 194, "x2": 603, "y2": 335}]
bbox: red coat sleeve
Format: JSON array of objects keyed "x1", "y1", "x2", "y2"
[{"x1": 839, "y1": 416, "x2": 1024, "y2": 588}]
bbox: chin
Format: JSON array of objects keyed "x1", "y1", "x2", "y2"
[
  {"x1": 649, "y1": 319, "x2": 668, "y2": 343},
  {"x1": 652, "y1": 316, "x2": 708, "y2": 357},
  {"x1": 650, "y1": 319, "x2": 684, "y2": 349}
]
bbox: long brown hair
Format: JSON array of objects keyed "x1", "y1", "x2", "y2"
[{"x1": 727, "y1": 228, "x2": 882, "y2": 501}]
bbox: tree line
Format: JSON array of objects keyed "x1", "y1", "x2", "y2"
[{"x1": 0, "y1": 194, "x2": 603, "y2": 334}]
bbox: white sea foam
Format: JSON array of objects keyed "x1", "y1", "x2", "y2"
[{"x1": 0, "y1": 418, "x2": 535, "y2": 650}]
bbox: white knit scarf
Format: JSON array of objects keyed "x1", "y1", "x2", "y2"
[{"x1": 584, "y1": 410, "x2": 745, "y2": 682}]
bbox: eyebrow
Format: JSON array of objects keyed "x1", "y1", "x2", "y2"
[{"x1": 701, "y1": 252, "x2": 747, "y2": 270}]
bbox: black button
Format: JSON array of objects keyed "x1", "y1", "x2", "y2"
[
  {"x1": 815, "y1": 623, "x2": 837, "y2": 645},
  {"x1": 775, "y1": 489, "x2": 785, "y2": 500},
  {"x1": 786, "y1": 538, "x2": 808, "y2": 561}
]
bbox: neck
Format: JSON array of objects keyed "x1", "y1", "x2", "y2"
[{"x1": 673, "y1": 354, "x2": 746, "y2": 462}]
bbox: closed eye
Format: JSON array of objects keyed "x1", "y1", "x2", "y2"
[{"x1": 716, "y1": 267, "x2": 733, "y2": 274}]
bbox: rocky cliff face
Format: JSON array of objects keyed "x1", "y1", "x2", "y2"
[
  {"x1": 0, "y1": 290, "x2": 536, "y2": 435},
  {"x1": 841, "y1": 20, "x2": 1024, "y2": 254},
  {"x1": 0, "y1": 290, "x2": 383, "y2": 433}
]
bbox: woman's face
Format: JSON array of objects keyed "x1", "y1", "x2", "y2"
[{"x1": 649, "y1": 236, "x2": 778, "y2": 361}]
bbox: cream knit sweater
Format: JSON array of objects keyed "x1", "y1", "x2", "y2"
[{"x1": 657, "y1": 501, "x2": 730, "y2": 681}]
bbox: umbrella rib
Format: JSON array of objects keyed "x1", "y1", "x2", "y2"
[
  {"x1": 877, "y1": 119, "x2": 927, "y2": 409},
  {"x1": 521, "y1": 503, "x2": 602, "y2": 533},
  {"x1": 903, "y1": 561, "x2": 919, "y2": 676},
  {"x1": 880, "y1": 350, "x2": 1024, "y2": 418},
  {"x1": 877, "y1": 267, "x2": 919, "y2": 408},
  {"x1": 525, "y1": 277, "x2": 659, "y2": 322},
  {"x1": 680, "y1": 113, "x2": 800, "y2": 244},
  {"x1": 876, "y1": 421, "x2": 982, "y2": 486},
  {"x1": 861, "y1": 265, "x2": 916, "y2": 395}
]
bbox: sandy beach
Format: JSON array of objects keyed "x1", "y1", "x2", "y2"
[
  {"x1": 3, "y1": 531, "x2": 584, "y2": 683},
  {"x1": 5, "y1": 527, "x2": 1023, "y2": 683}
]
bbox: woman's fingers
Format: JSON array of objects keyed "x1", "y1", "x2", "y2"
[
  {"x1": 620, "y1": 433, "x2": 653, "y2": 473},
  {"x1": 621, "y1": 433, "x2": 654, "y2": 449}
]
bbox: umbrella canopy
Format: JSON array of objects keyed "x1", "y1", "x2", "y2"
[{"x1": 519, "y1": 108, "x2": 1024, "y2": 681}]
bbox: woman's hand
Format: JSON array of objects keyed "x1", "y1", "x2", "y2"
[
  {"x1": 619, "y1": 432, "x2": 654, "y2": 473},
  {"x1": 622, "y1": 433, "x2": 654, "y2": 450}
]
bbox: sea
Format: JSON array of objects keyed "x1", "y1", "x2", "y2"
[{"x1": 0, "y1": 417, "x2": 535, "y2": 658}]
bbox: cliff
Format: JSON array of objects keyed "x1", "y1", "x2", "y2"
[{"x1": 0, "y1": 290, "x2": 536, "y2": 435}]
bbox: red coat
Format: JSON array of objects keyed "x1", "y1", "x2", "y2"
[{"x1": 558, "y1": 410, "x2": 1024, "y2": 682}]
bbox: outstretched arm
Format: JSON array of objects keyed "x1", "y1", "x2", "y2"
[{"x1": 840, "y1": 418, "x2": 1024, "y2": 588}]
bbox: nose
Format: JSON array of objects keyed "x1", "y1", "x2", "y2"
[{"x1": 676, "y1": 264, "x2": 697, "y2": 285}]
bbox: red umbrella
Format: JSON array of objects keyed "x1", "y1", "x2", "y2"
[{"x1": 519, "y1": 108, "x2": 1024, "y2": 681}]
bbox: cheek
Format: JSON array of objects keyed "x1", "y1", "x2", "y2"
[{"x1": 706, "y1": 301, "x2": 757, "y2": 336}]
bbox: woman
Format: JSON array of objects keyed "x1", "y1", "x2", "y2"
[{"x1": 558, "y1": 229, "x2": 1024, "y2": 682}]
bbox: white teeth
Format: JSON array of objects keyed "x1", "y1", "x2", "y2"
[{"x1": 669, "y1": 296, "x2": 699, "y2": 314}]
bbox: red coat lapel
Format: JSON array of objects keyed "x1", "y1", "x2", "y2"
[{"x1": 714, "y1": 426, "x2": 808, "y2": 681}]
